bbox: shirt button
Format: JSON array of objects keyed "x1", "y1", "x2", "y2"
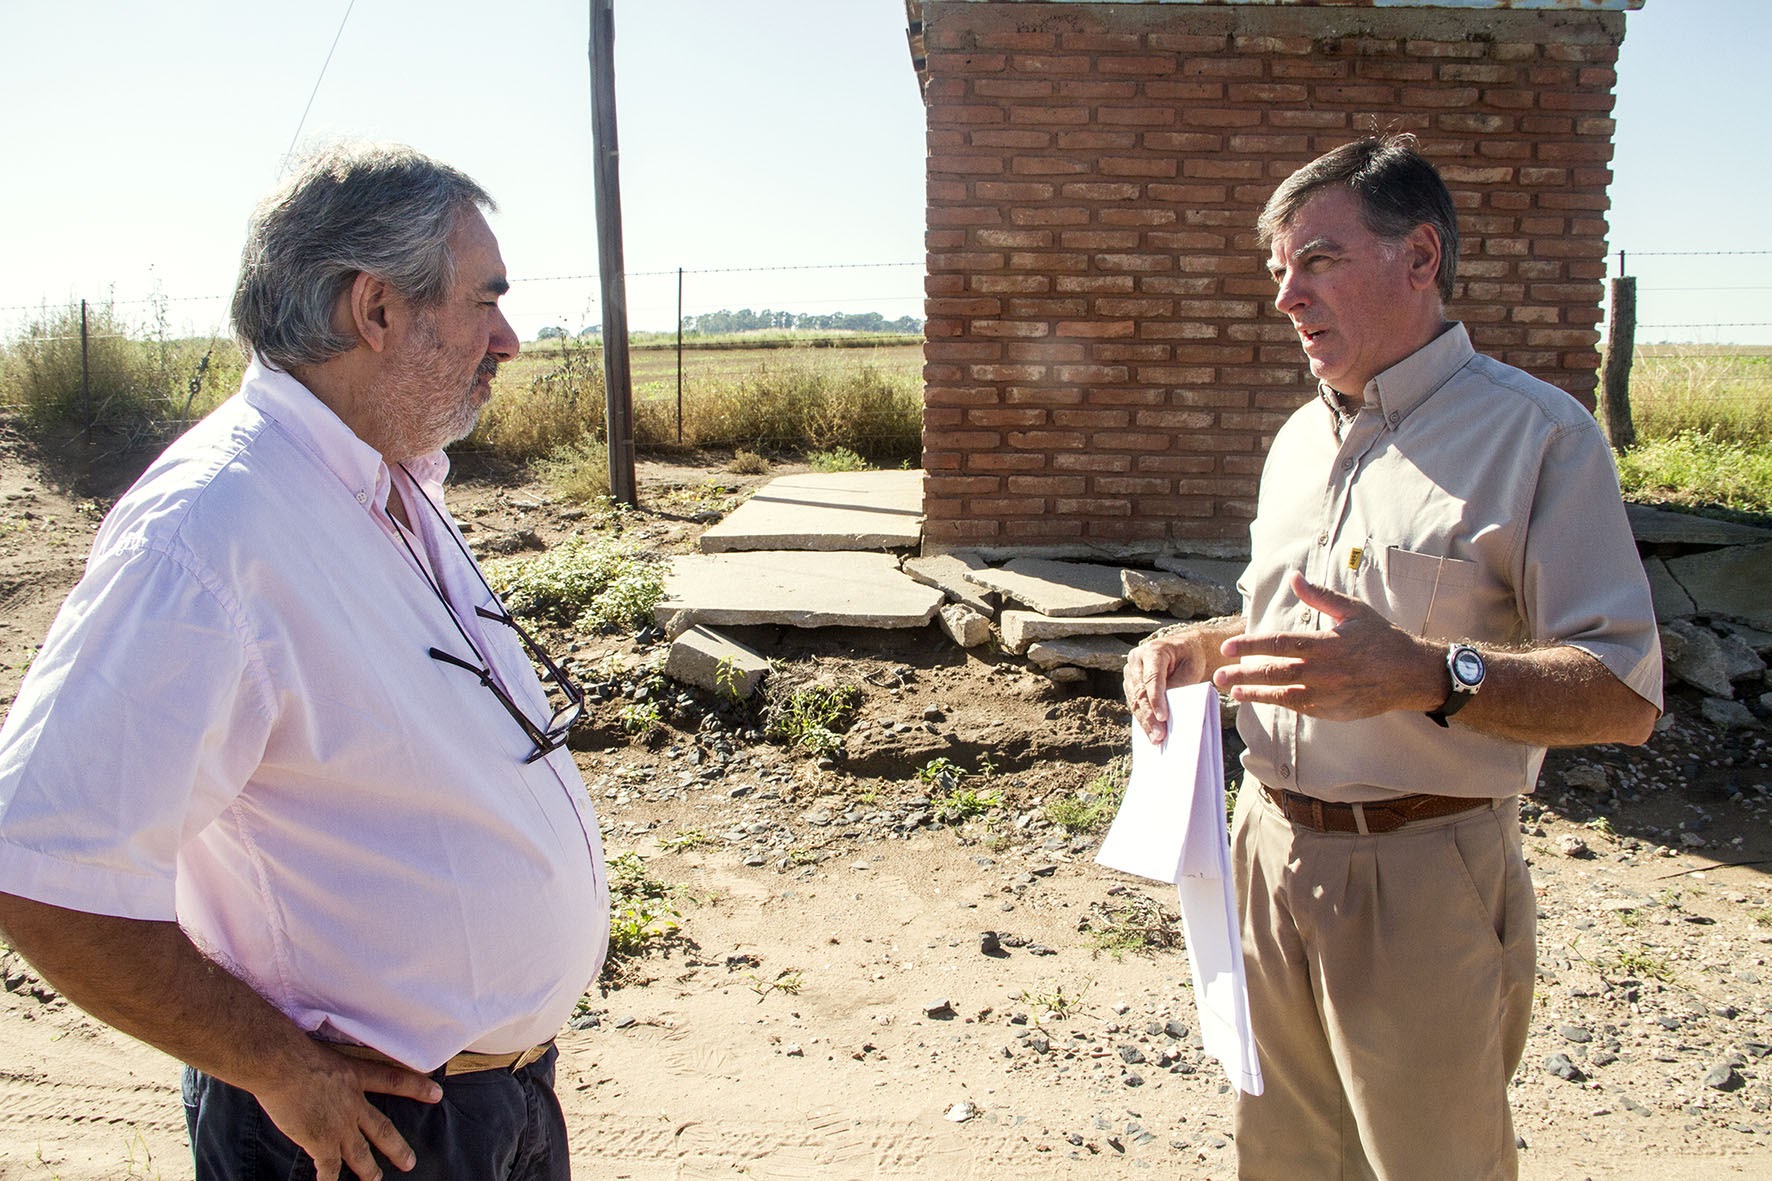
[
  {"x1": 1300, "y1": 609, "x2": 1313, "y2": 625},
  {"x1": 1316, "y1": 533, "x2": 1328, "y2": 546},
  {"x1": 1279, "y1": 764, "x2": 1293, "y2": 779},
  {"x1": 355, "y1": 492, "x2": 368, "y2": 504},
  {"x1": 1341, "y1": 459, "x2": 1355, "y2": 472},
  {"x1": 1388, "y1": 411, "x2": 1401, "y2": 425}
]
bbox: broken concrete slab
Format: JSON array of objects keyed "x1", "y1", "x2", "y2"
[
  {"x1": 967, "y1": 558, "x2": 1128, "y2": 618},
  {"x1": 1026, "y1": 636, "x2": 1134, "y2": 673},
  {"x1": 664, "y1": 625, "x2": 770, "y2": 700},
  {"x1": 1643, "y1": 557, "x2": 1696, "y2": 622},
  {"x1": 1123, "y1": 567, "x2": 1240, "y2": 619},
  {"x1": 938, "y1": 603, "x2": 992, "y2": 648},
  {"x1": 998, "y1": 608, "x2": 1166, "y2": 654},
  {"x1": 1662, "y1": 619, "x2": 1735, "y2": 697},
  {"x1": 1627, "y1": 504, "x2": 1772, "y2": 548},
  {"x1": 1666, "y1": 542, "x2": 1772, "y2": 630},
  {"x1": 697, "y1": 470, "x2": 924, "y2": 553},
  {"x1": 904, "y1": 552, "x2": 999, "y2": 617},
  {"x1": 656, "y1": 551, "x2": 944, "y2": 629}
]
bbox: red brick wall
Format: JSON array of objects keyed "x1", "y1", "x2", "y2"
[{"x1": 915, "y1": 1, "x2": 1626, "y2": 557}]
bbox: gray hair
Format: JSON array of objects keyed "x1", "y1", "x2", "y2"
[
  {"x1": 1257, "y1": 134, "x2": 1460, "y2": 304},
  {"x1": 231, "y1": 143, "x2": 496, "y2": 368}
]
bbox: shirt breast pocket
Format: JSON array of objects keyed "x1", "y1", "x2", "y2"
[{"x1": 1376, "y1": 545, "x2": 1482, "y2": 642}]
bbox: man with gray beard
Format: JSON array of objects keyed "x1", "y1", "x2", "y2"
[{"x1": 0, "y1": 143, "x2": 608, "y2": 1180}]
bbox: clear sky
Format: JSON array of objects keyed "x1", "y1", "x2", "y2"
[{"x1": 0, "y1": 0, "x2": 1764, "y2": 345}]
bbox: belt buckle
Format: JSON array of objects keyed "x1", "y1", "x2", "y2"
[{"x1": 511, "y1": 1041, "x2": 550, "y2": 1072}]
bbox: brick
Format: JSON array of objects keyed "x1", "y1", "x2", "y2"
[
  {"x1": 1059, "y1": 230, "x2": 1141, "y2": 250},
  {"x1": 1055, "y1": 320, "x2": 1137, "y2": 339},
  {"x1": 974, "y1": 181, "x2": 1055, "y2": 201},
  {"x1": 973, "y1": 31, "x2": 1057, "y2": 52},
  {"x1": 1405, "y1": 40, "x2": 1486, "y2": 60},
  {"x1": 1054, "y1": 452, "x2": 1132, "y2": 474},
  {"x1": 1100, "y1": 156, "x2": 1180, "y2": 179},
  {"x1": 1181, "y1": 108, "x2": 1262, "y2": 129},
  {"x1": 1058, "y1": 182, "x2": 1144, "y2": 202},
  {"x1": 1142, "y1": 81, "x2": 1226, "y2": 103},
  {"x1": 929, "y1": 155, "x2": 1007, "y2": 176},
  {"x1": 1313, "y1": 84, "x2": 1398, "y2": 105},
  {"x1": 976, "y1": 227, "x2": 1053, "y2": 249},
  {"x1": 1004, "y1": 341, "x2": 1086, "y2": 363},
  {"x1": 972, "y1": 275, "x2": 1050, "y2": 294},
  {"x1": 1053, "y1": 365, "x2": 1131, "y2": 384},
  {"x1": 1055, "y1": 275, "x2": 1136, "y2": 295},
  {"x1": 927, "y1": 52, "x2": 1008, "y2": 73},
  {"x1": 1005, "y1": 431, "x2": 1088, "y2": 451},
  {"x1": 1272, "y1": 60, "x2": 1352, "y2": 81},
  {"x1": 1227, "y1": 84, "x2": 1310, "y2": 105},
  {"x1": 1055, "y1": 130, "x2": 1139, "y2": 150},
  {"x1": 969, "y1": 407, "x2": 1049, "y2": 428},
  {"x1": 1094, "y1": 476, "x2": 1173, "y2": 496},
  {"x1": 1052, "y1": 409, "x2": 1132, "y2": 430},
  {"x1": 1098, "y1": 56, "x2": 1179, "y2": 78},
  {"x1": 1356, "y1": 60, "x2": 1435, "y2": 83},
  {"x1": 972, "y1": 320, "x2": 1051, "y2": 340},
  {"x1": 927, "y1": 297, "x2": 1004, "y2": 317},
  {"x1": 1055, "y1": 80, "x2": 1140, "y2": 102},
  {"x1": 1009, "y1": 104, "x2": 1091, "y2": 126},
  {"x1": 1098, "y1": 106, "x2": 1178, "y2": 127},
  {"x1": 1095, "y1": 253, "x2": 1173, "y2": 273},
  {"x1": 1135, "y1": 410, "x2": 1216, "y2": 430},
  {"x1": 1181, "y1": 57, "x2": 1263, "y2": 80},
  {"x1": 1141, "y1": 132, "x2": 1225, "y2": 153},
  {"x1": 1096, "y1": 298, "x2": 1175, "y2": 318},
  {"x1": 972, "y1": 497, "x2": 1047, "y2": 516},
  {"x1": 970, "y1": 80, "x2": 1055, "y2": 101},
  {"x1": 968, "y1": 452, "x2": 1052, "y2": 473},
  {"x1": 1437, "y1": 113, "x2": 1514, "y2": 135},
  {"x1": 1007, "y1": 475, "x2": 1087, "y2": 496},
  {"x1": 1008, "y1": 55, "x2": 1094, "y2": 77},
  {"x1": 1057, "y1": 32, "x2": 1142, "y2": 53},
  {"x1": 1012, "y1": 207, "x2": 1090, "y2": 227},
  {"x1": 1006, "y1": 518, "x2": 1087, "y2": 540},
  {"x1": 924, "y1": 521, "x2": 1002, "y2": 543}
]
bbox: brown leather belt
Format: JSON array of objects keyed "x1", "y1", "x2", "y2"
[
  {"x1": 329, "y1": 1039, "x2": 554, "y2": 1077},
  {"x1": 1261, "y1": 784, "x2": 1492, "y2": 834}
]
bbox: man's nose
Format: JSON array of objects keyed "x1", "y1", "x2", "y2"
[
  {"x1": 1274, "y1": 270, "x2": 1306, "y2": 316},
  {"x1": 490, "y1": 310, "x2": 519, "y2": 361}
]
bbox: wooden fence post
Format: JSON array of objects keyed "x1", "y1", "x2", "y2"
[
  {"x1": 1601, "y1": 274, "x2": 1637, "y2": 451},
  {"x1": 80, "y1": 298, "x2": 92, "y2": 444}
]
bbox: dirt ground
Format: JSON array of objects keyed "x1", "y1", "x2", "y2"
[{"x1": 0, "y1": 420, "x2": 1768, "y2": 1181}]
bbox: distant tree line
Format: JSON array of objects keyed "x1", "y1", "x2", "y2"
[{"x1": 680, "y1": 309, "x2": 922, "y2": 335}]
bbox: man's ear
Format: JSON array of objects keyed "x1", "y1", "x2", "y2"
[
  {"x1": 1405, "y1": 223, "x2": 1443, "y2": 294},
  {"x1": 347, "y1": 272, "x2": 396, "y2": 353}
]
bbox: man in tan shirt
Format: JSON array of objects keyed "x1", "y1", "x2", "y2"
[{"x1": 1125, "y1": 136, "x2": 1661, "y2": 1178}]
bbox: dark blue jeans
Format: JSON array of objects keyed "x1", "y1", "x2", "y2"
[{"x1": 182, "y1": 1045, "x2": 570, "y2": 1180}]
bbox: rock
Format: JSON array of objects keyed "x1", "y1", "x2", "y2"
[
  {"x1": 1557, "y1": 834, "x2": 1591, "y2": 859},
  {"x1": 1702, "y1": 698, "x2": 1759, "y2": 730},
  {"x1": 1703, "y1": 1062, "x2": 1743, "y2": 1091},
  {"x1": 1543, "y1": 1053, "x2": 1583, "y2": 1081},
  {"x1": 1120, "y1": 568, "x2": 1237, "y2": 618},
  {"x1": 1118, "y1": 1046, "x2": 1146, "y2": 1065},
  {"x1": 938, "y1": 603, "x2": 992, "y2": 648},
  {"x1": 1563, "y1": 764, "x2": 1609, "y2": 792},
  {"x1": 784, "y1": 1043, "x2": 803, "y2": 1057},
  {"x1": 1043, "y1": 666, "x2": 1089, "y2": 684},
  {"x1": 1559, "y1": 1024, "x2": 1593, "y2": 1044},
  {"x1": 945, "y1": 1101, "x2": 977, "y2": 1123},
  {"x1": 925, "y1": 998, "x2": 956, "y2": 1018},
  {"x1": 979, "y1": 931, "x2": 1005, "y2": 957},
  {"x1": 1664, "y1": 620, "x2": 1735, "y2": 697},
  {"x1": 1719, "y1": 631, "x2": 1768, "y2": 681}
]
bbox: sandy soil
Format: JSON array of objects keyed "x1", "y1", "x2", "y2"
[{"x1": 0, "y1": 422, "x2": 1768, "y2": 1181}]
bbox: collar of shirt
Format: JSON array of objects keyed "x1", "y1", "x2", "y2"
[
  {"x1": 236, "y1": 359, "x2": 451, "y2": 517},
  {"x1": 1356, "y1": 321, "x2": 1475, "y2": 433}
]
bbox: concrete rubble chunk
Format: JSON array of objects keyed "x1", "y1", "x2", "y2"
[
  {"x1": 1642, "y1": 557, "x2": 1696, "y2": 623},
  {"x1": 1626, "y1": 504, "x2": 1772, "y2": 548},
  {"x1": 998, "y1": 608, "x2": 1166, "y2": 655},
  {"x1": 664, "y1": 626, "x2": 770, "y2": 700},
  {"x1": 1718, "y1": 631, "x2": 1768, "y2": 683},
  {"x1": 1701, "y1": 697, "x2": 1760, "y2": 731},
  {"x1": 697, "y1": 470, "x2": 924, "y2": 554},
  {"x1": 1123, "y1": 567, "x2": 1240, "y2": 619},
  {"x1": 1665, "y1": 542, "x2": 1772, "y2": 630},
  {"x1": 1027, "y1": 636, "x2": 1134, "y2": 672},
  {"x1": 938, "y1": 603, "x2": 992, "y2": 648},
  {"x1": 1718, "y1": 620, "x2": 1772, "y2": 657},
  {"x1": 967, "y1": 558, "x2": 1129, "y2": 618},
  {"x1": 904, "y1": 552, "x2": 999, "y2": 617},
  {"x1": 1662, "y1": 619, "x2": 1734, "y2": 698},
  {"x1": 656, "y1": 551, "x2": 944, "y2": 629}
]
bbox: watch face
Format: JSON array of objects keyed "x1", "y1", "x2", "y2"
[{"x1": 1451, "y1": 647, "x2": 1484, "y2": 688}]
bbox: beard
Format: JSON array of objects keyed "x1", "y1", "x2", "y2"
[{"x1": 367, "y1": 318, "x2": 498, "y2": 462}]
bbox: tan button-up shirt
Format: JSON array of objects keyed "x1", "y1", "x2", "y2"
[{"x1": 1236, "y1": 323, "x2": 1662, "y2": 802}]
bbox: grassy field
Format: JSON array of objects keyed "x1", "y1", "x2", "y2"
[{"x1": 1, "y1": 304, "x2": 1767, "y2": 517}]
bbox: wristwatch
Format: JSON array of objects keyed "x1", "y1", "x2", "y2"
[{"x1": 1427, "y1": 643, "x2": 1485, "y2": 728}]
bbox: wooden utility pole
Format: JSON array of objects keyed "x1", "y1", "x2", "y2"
[
  {"x1": 1601, "y1": 271, "x2": 1637, "y2": 451},
  {"x1": 589, "y1": 0, "x2": 637, "y2": 505}
]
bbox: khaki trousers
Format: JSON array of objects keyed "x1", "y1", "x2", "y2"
[{"x1": 1231, "y1": 783, "x2": 1535, "y2": 1181}]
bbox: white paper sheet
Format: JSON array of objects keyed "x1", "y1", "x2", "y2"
[{"x1": 1096, "y1": 682, "x2": 1263, "y2": 1096}]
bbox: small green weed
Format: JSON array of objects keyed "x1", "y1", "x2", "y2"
[
  {"x1": 604, "y1": 851, "x2": 681, "y2": 967},
  {"x1": 1081, "y1": 893, "x2": 1181, "y2": 959},
  {"x1": 808, "y1": 446, "x2": 870, "y2": 472},
  {"x1": 661, "y1": 828, "x2": 713, "y2": 852},
  {"x1": 485, "y1": 534, "x2": 666, "y2": 634},
  {"x1": 1018, "y1": 978, "x2": 1091, "y2": 1022},
  {"x1": 727, "y1": 449, "x2": 771, "y2": 474},
  {"x1": 1610, "y1": 947, "x2": 1674, "y2": 983},
  {"x1": 932, "y1": 785, "x2": 1004, "y2": 824},
  {"x1": 1751, "y1": 907, "x2": 1772, "y2": 929},
  {"x1": 1045, "y1": 757, "x2": 1129, "y2": 834},
  {"x1": 619, "y1": 700, "x2": 662, "y2": 739},
  {"x1": 763, "y1": 680, "x2": 861, "y2": 758},
  {"x1": 745, "y1": 968, "x2": 805, "y2": 1000}
]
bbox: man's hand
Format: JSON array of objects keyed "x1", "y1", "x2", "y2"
[
  {"x1": 0, "y1": 895, "x2": 440, "y2": 1181},
  {"x1": 255, "y1": 1049, "x2": 441, "y2": 1181},
  {"x1": 1123, "y1": 615, "x2": 1245, "y2": 744},
  {"x1": 1212, "y1": 572, "x2": 1442, "y2": 720}
]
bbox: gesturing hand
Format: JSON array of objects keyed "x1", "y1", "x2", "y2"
[{"x1": 1212, "y1": 572, "x2": 1442, "y2": 721}]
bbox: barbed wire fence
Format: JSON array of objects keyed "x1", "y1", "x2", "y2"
[{"x1": 1601, "y1": 249, "x2": 1772, "y2": 449}]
